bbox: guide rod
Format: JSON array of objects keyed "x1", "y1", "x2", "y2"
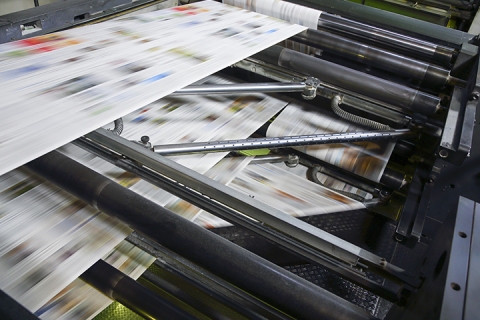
[
  {"x1": 172, "y1": 82, "x2": 306, "y2": 95},
  {"x1": 152, "y1": 129, "x2": 411, "y2": 155}
]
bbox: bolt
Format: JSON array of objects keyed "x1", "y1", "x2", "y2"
[
  {"x1": 141, "y1": 136, "x2": 150, "y2": 144},
  {"x1": 438, "y1": 149, "x2": 449, "y2": 159}
]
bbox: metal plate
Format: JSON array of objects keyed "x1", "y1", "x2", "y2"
[{"x1": 212, "y1": 209, "x2": 400, "y2": 317}]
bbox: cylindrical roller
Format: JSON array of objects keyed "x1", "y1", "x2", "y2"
[
  {"x1": 380, "y1": 168, "x2": 407, "y2": 190},
  {"x1": 25, "y1": 151, "x2": 375, "y2": 320},
  {"x1": 253, "y1": 46, "x2": 440, "y2": 116},
  {"x1": 292, "y1": 29, "x2": 460, "y2": 88},
  {"x1": 80, "y1": 260, "x2": 193, "y2": 320},
  {"x1": 318, "y1": 12, "x2": 454, "y2": 66}
]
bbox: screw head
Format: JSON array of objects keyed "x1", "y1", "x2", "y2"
[{"x1": 141, "y1": 136, "x2": 150, "y2": 143}]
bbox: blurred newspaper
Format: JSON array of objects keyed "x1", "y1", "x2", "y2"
[
  {"x1": 194, "y1": 160, "x2": 365, "y2": 228},
  {"x1": 0, "y1": 168, "x2": 131, "y2": 312},
  {"x1": 0, "y1": 0, "x2": 306, "y2": 176},
  {"x1": 0, "y1": 74, "x2": 290, "y2": 314}
]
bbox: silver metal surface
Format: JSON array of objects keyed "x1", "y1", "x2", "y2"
[
  {"x1": 464, "y1": 201, "x2": 480, "y2": 320},
  {"x1": 440, "y1": 197, "x2": 474, "y2": 320},
  {"x1": 172, "y1": 82, "x2": 306, "y2": 95},
  {"x1": 152, "y1": 129, "x2": 410, "y2": 155},
  {"x1": 249, "y1": 154, "x2": 290, "y2": 164},
  {"x1": 86, "y1": 129, "x2": 420, "y2": 287}
]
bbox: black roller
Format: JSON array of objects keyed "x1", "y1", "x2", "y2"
[
  {"x1": 253, "y1": 46, "x2": 440, "y2": 116},
  {"x1": 80, "y1": 260, "x2": 193, "y2": 320},
  {"x1": 380, "y1": 168, "x2": 406, "y2": 190},
  {"x1": 292, "y1": 29, "x2": 460, "y2": 88},
  {"x1": 25, "y1": 151, "x2": 375, "y2": 320},
  {"x1": 317, "y1": 12, "x2": 455, "y2": 67}
]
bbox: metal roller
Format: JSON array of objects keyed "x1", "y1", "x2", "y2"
[
  {"x1": 292, "y1": 29, "x2": 464, "y2": 88},
  {"x1": 317, "y1": 12, "x2": 455, "y2": 66},
  {"x1": 25, "y1": 150, "x2": 375, "y2": 320},
  {"x1": 80, "y1": 260, "x2": 194, "y2": 320},
  {"x1": 253, "y1": 46, "x2": 441, "y2": 116}
]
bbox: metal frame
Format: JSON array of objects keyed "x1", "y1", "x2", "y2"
[{"x1": 0, "y1": 0, "x2": 176, "y2": 44}]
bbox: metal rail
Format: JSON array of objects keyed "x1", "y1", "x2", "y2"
[
  {"x1": 85, "y1": 129, "x2": 422, "y2": 288},
  {"x1": 75, "y1": 136, "x2": 401, "y2": 301}
]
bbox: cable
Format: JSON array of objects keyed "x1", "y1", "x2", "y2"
[
  {"x1": 331, "y1": 95, "x2": 391, "y2": 130},
  {"x1": 307, "y1": 165, "x2": 365, "y2": 202},
  {"x1": 108, "y1": 118, "x2": 123, "y2": 135}
]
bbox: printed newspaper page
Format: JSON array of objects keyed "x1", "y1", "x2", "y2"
[
  {"x1": 194, "y1": 160, "x2": 364, "y2": 229},
  {"x1": 0, "y1": 0, "x2": 306, "y2": 176}
]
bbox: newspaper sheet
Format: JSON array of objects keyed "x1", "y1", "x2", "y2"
[
  {"x1": 267, "y1": 101, "x2": 394, "y2": 187},
  {"x1": 224, "y1": 0, "x2": 321, "y2": 53},
  {"x1": 36, "y1": 241, "x2": 155, "y2": 320},
  {"x1": 0, "y1": 169, "x2": 132, "y2": 312},
  {"x1": 0, "y1": 72, "x2": 290, "y2": 313},
  {"x1": 194, "y1": 160, "x2": 365, "y2": 228},
  {"x1": 0, "y1": 0, "x2": 306, "y2": 176},
  {"x1": 112, "y1": 75, "x2": 291, "y2": 219}
]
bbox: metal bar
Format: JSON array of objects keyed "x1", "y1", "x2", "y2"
[
  {"x1": 25, "y1": 149, "x2": 373, "y2": 320},
  {"x1": 249, "y1": 154, "x2": 290, "y2": 164},
  {"x1": 253, "y1": 46, "x2": 441, "y2": 116},
  {"x1": 172, "y1": 82, "x2": 306, "y2": 95},
  {"x1": 292, "y1": 29, "x2": 463, "y2": 88},
  {"x1": 410, "y1": 179, "x2": 435, "y2": 241},
  {"x1": 152, "y1": 129, "x2": 411, "y2": 155},
  {"x1": 395, "y1": 167, "x2": 423, "y2": 241},
  {"x1": 80, "y1": 260, "x2": 194, "y2": 320},
  {"x1": 85, "y1": 129, "x2": 421, "y2": 287},
  {"x1": 74, "y1": 137, "x2": 401, "y2": 302}
]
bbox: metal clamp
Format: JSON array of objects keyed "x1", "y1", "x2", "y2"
[
  {"x1": 301, "y1": 77, "x2": 320, "y2": 100},
  {"x1": 284, "y1": 154, "x2": 299, "y2": 167}
]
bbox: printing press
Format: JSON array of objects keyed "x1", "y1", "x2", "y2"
[{"x1": 1, "y1": 0, "x2": 480, "y2": 319}]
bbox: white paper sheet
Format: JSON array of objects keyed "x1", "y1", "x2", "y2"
[
  {"x1": 224, "y1": 0, "x2": 321, "y2": 28},
  {"x1": 0, "y1": 0, "x2": 306, "y2": 176}
]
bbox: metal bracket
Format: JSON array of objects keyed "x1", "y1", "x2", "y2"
[{"x1": 301, "y1": 77, "x2": 320, "y2": 100}]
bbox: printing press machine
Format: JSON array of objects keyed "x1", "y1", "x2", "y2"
[{"x1": 1, "y1": 0, "x2": 480, "y2": 319}]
